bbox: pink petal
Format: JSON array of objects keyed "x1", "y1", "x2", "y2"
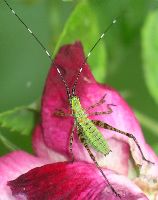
[
  {"x1": 86, "y1": 84, "x2": 156, "y2": 166},
  {"x1": 41, "y1": 42, "x2": 129, "y2": 173},
  {"x1": 8, "y1": 162, "x2": 148, "y2": 200},
  {"x1": 0, "y1": 151, "x2": 47, "y2": 200},
  {"x1": 41, "y1": 41, "x2": 95, "y2": 157},
  {"x1": 41, "y1": 41, "x2": 156, "y2": 175},
  {"x1": 133, "y1": 144, "x2": 158, "y2": 199},
  {"x1": 32, "y1": 124, "x2": 67, "y2": 162}
]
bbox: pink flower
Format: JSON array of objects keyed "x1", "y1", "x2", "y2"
[{"x1": 0, "y1": 42, "x2": 158, "y2": 200}]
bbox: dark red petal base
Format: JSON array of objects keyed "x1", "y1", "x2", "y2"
[
  {"x1": 8, "y1": 162, "x2": 147, "y2": 200},
  {"x1": 8, "y1": 162, "x2": 106, "y2": 200}
]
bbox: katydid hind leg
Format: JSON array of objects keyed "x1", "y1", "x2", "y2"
[
  {"x1": 69, "y1": 123, "x2": 76, "y2": 162},
  {"x1": 81, "y1": 140, "x2": 121, "y2": 199},
  {"x1": 92, "y1": 120, "x2": 154, "y2": 164}
]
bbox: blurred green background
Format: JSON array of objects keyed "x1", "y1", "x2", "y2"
[{"x1": 0, "y1": 0, "x2": 158, "y2": 156}]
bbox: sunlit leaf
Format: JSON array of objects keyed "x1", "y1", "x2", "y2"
[
  {"x1": 135, "y1": 110, "x2": 158, "y2": 137},
  {"x1": 142, "y1": 10, "x2": 158, "y2": 104},
  {"x1": 0, "y1": 106, "x2": 38, "y2": 135},
  {"x1": 0, "y1": 130, "x2": 19, "y2": 151}
]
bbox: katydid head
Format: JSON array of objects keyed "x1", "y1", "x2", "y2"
[
  {"x1": 53, "y1": 62, "x2": 78, "y2": 107},
  {"x1": 54, "y1": 63, "x2": 79, "y2": 108}
]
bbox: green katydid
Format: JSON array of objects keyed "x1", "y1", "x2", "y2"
[{"x1": 3, "y1": 0, "x2": 154, "y2": 198}]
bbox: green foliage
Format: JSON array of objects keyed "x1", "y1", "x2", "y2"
[
  {"x1": 142, "y1": 9, "x2": 158, "y2": 105},
  {"x1": 0, "y1": 106, "x2": 37, "y2": 136},
  {"x1": 0, "y1": 131, "x2": 19, "y2": 151}
]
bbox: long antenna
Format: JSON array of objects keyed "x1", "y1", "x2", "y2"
[
  {"x1": 3, "y1": 0, "x2": 119, "y2": 98},
  {"x1": 72, "y1": 18, "x2": 118, "y2": 96},
  {"x1": 3, "y1": 0, "x2": 72, "y2": 98},
  {"x1": 3, "y1": 0, "x2": 52, "y2": 62},
  {"x1": 55, "y1": 64, "x2": 71, "y2": 99}
]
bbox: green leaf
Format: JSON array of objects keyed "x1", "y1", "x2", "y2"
[
  {"x1": 54, "y1": 0, "x2": 107, "y2": 83},
  {"x1": 135, "y1": 110, "x2": 158, "y2": 137},
  {"x1": 142, "y1": 10, "x2": 158, "y2": 104},
  {"x1": 0, "y1": 106, "x2": 38, "y2": 135},
  {"x1": 0, "y1": 130, "x2": 19, "y2": 151},
  {"x1": 153, "y1": 143, "x2": 158, "y2": 155}
]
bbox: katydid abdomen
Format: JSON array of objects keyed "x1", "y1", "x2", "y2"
[{"x1": 71, "y1": 96, "x2": 111, "y2": 155}]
